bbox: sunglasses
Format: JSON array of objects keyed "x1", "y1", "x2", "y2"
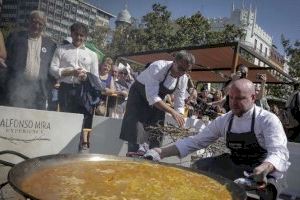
[{"x1": 119, "y1": 72, "x2": 128, "y2": 75}]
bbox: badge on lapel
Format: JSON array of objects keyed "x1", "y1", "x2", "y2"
[{"x1": 42, "y1": 47, "x2": 47, "y2": 53}]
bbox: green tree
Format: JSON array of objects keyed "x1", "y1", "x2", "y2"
[
  {"x1": 108, "y1": 24, "x2": 146, "y2": 59},
  {"x1": 89, "y1": 25, "x2": 110, "y2": 52},
  {"x1": 109, "y1": 3, "x2": 176, "y2": 58},
  {"x1": 108, "y1": 26, "x2": 130, "y2": 58},
  {"x1": 207, "y1": 24, "x2": 245, "y2": 44},
  {"x1": 173, "y1": 12, "x2": 210, "y2": 47},
  {"x1": 281, "y1": 35, "x2": 300, "y2": 78},
  {"x1": 108, "y1": 3, "x2": 245, "y2": 63},
  {"x1": 140, "y1": 3, "x2": 175, "y2": 50}
]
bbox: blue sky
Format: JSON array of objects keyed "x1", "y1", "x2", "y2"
[{"x1": 89, "y1": 0, "x2": 300, "y2": 54}]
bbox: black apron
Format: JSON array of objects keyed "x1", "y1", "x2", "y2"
[
  {"x1": 193, "y1": 108, "x2": 283, "y2": 199},
  {"x1": 120, "y1": 66, "x2": 179, "y2": 145},
  {"x1": 226, "y1": 108, "x2": 268, "y2": 166}
]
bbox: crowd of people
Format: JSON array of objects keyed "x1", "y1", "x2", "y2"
[
  {"x1": 0, "y1": 10, "x2": 299, "y2": 200},
  {"x1": 0, "y1": 10, "x2": 296, "y2": 127},
  {"x1": 0, "y1": 11, "x2": 134, "y2": 124}
]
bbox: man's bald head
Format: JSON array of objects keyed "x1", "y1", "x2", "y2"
[
  {"x1": 230, "y1": 79, "x2": 255, "y2": 95},
  {"x1": 229, "y1": 79, "x2": 256, "y2": 117}
]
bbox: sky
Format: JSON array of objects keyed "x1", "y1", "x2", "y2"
[{"x1": 88, "y1": 0, "x2": 300, "y2": 54}]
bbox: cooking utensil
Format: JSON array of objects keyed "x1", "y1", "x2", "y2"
[{"x1": 3, "y1": 153, "x2": 246, "y2": 200}]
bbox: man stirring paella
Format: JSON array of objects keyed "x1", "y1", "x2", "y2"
[{"x1": 145, "y1": 78, "x2": 290, "y2": 200}]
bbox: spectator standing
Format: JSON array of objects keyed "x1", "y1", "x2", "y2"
[
  {"x1": 198, "y1": 86, "x2": 210, "y2": 103},
  {"x1": 255, "y1": 73, "x2": 268, "y2": 103},
  {"x1": 271, "y1": 104, "x2": 288, "y2": 128},
  {"x1": 99, "y1": 57, "x2": 114, "y2": 89},
  {"x1": 184, "y1": 88, "x2": 198, "y2": 118},
  {"x1": 210, "y1": 90, "x2": 226, "y2": 115},
  {"x1": 47, "y1": 37, "x2": 73, "y2": 111},
  {"x1": 114, "y1": 67, "x2": 132, "y2": 118},
  {"x1": 5, "y1": 10, "x2": 56, "y2": 109},
  {"x1": 50, "y1": 22, "x2": 99, "y2": 131},
  {"x1": 221, "y1": 80, "x2": 232, "y2": 112},
  {"x1": 224, "y1": 64, "x2": 267, "y2": 112},
  {"x1": 285, "y1": 83, "x2": 300, "y2": 141},
  {"x1": 255, "y1": 86, "x2": 270, "y2": 111},
  {"x1": 111, "y1": 65, "x2": 119, "y2": 82},
  {"x1": 96, "y1": 57, "x2": 116, "y2": 116}
]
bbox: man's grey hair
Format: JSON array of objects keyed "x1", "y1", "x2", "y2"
[
  {"x1": 29, "y1": 10, "x2": 47, "y2": 25},
  {"x1": 174, "y1": 50, "x2": 195, "y2": 65}
]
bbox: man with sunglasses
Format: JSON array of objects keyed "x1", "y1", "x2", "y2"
[
  {"x1": 113, "y1": 68, "x2": 133, "y2": 118},
  {"x1": 120, "y1": 50, "x2": 195, "y2": 153}
]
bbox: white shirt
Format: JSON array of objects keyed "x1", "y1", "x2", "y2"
[
  {"x1": 175, "y1": 105, "x2": 290, "y2": 178},
  {"x1": 50, "y1": 43, "x2": 98, "y2": 84},
  {"x1": 136, "y1": 60, "x2": 188, "y2": 114},
  {"x1": 25, "y1": 36, "x2": 42, "y2": 80}
]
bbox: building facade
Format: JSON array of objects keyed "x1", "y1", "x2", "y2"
[
  {"x1": 209, "y1": 3, "x2": 285, "y2": 69},
  {"x1": 1, "y1": 0, "x2": 115, "y2": 42}
]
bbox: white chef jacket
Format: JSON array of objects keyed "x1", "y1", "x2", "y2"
[
  {"x1": 50, "y1": 43, "x2": 99, "y2": 84},
  {"x1": 175, "y1": 105, "x2": 290, "y2": 178},
  {"x1": 136, "y1": 60, "x2": 188, "y2": 114}
]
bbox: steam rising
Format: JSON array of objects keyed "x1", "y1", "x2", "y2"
[{"x1": 7, "y1": 73, "x2": 47, "y2": 110}]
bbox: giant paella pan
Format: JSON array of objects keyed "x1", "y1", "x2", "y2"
[{"x1": 3, "y1": 153, "x2": 246, "y2": 200}]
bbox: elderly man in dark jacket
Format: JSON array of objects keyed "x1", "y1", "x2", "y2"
[{"x1": 5, "y1": 10, "x2": 56, "y2": 110}]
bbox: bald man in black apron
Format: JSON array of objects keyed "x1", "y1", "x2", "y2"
[
  {"x1": 144, "y1": 79, "x2": 290, "y2": 200},
  {"x1": 120, "y1": 50, "x2": 195, "y2": 152}
]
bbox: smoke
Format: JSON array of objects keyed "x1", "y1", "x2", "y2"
[{"x1": 7, "y1": 74, "x2": 46, "y2": 110}]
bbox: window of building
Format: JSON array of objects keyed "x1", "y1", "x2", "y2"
[
  {"x1": 260, "y1": 43, "x2": 263, "y2": 53},
  {"x1": 265, "y1": 47, "x2": 268, "y2": 57},
  {"x1": 254, "y1": 39, "x2": 257, "y2": 49}
]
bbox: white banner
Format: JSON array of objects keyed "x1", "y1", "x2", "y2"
[{"x1": 0, "y1": 106, "x2": 83, "y2": 163}]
